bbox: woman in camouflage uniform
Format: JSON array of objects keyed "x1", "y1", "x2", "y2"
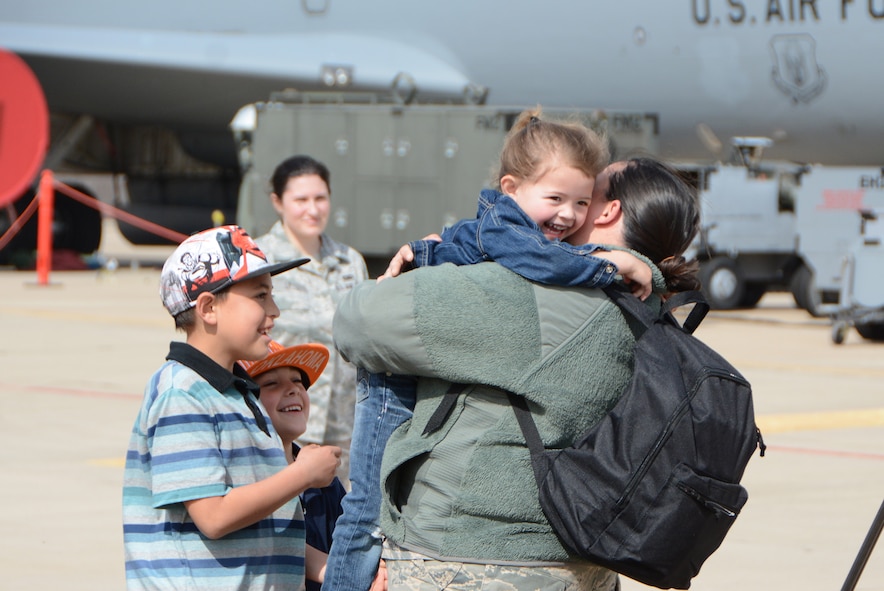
[{"x1": 256, "y1": 155, "x2": 369, "y2": 487}]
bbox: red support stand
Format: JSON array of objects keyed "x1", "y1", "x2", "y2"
[{"x1": 35, "y1": 169, "x2": 54, "y2": 286}]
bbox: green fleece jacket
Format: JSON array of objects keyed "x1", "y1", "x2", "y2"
[{"x1": 333, "y1": 261, "x2": 658, "y2": 564}]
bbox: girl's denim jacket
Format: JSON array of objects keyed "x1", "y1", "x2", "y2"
[{"x1": 409, "y1": 189, "x2": 618, "y2": 286}]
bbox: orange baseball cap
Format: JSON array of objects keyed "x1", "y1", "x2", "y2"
[{"x1": 239, "y1": 340, "x2": 329, "y2": 388}]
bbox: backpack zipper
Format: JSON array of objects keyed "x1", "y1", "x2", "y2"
[
  {"x1": 614, "y1": 367, "x2": 750, "y2": 510},
  {"x1": 675, "y1": 481, "x2": 738, "y2": 517}
]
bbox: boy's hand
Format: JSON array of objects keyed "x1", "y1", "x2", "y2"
[
  {"x1": 295, "y1": 444, "x2": 342, "y2": 488},
  {"x1": 377, "y1": 233, "x2": 442, "y2": 282},
  {"x1": 598, "y1": 250, "x2": 653, "y2": 300}
]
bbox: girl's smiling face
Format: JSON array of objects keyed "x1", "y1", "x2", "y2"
[{"x1": 502, "y1": 165, "x2": 594, "y2": 242}]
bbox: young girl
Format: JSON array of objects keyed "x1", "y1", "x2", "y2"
[
  {"x1": 395, "y1": 110, "x2": 653, "y2": 293},
  {"x1": 323, "y1": 108, "x2": 654, "y2": 591}
]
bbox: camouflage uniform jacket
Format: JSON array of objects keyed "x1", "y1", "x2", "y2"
[{"x1": 256, "y1": 221, "x2": 369, "y2": 448}]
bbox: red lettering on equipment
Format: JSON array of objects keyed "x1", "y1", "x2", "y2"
[{"x1": 818, "y1": 189, "x2": 865, "y2": 210}]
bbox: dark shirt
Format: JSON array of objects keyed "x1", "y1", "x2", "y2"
[{"x1": 293, "y1": 443, "x2": 347, "y2": 591}]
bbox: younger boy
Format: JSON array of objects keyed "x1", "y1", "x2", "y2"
[
  {"x1": 238, "y1": 341, "x2": 387, "y2": 591},
  {"x1": 123, "y1": 225, "x2": 341, "y2": 591},
  {"x1": 238, "y1": 340, "x2": 346, "y2": 591}
]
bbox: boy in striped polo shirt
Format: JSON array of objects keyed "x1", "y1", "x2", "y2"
[{"x1": 123, "y1": 225, "x2": 342, "y2": 591}]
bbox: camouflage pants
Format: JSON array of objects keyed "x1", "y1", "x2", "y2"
[{"x1": 385, "y1": 558, "x2": 619, "y2": 591}]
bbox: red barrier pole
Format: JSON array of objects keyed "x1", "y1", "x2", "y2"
[{"x1": 35, "y1": 169, "x2": 54, "y2": 285}]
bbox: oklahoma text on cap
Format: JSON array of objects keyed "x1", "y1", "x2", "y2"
[{"x1": 239, "y1": 341, "x2": 330, "y2": 389}]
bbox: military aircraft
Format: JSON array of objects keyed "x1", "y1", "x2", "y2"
[{"x1": 2, "y1": 0, "x2": 883, "y2": 257}]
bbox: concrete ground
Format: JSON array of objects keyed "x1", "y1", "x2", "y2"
[{"x1": 0, "y1": 268, "x2": 881, "y2": 591}]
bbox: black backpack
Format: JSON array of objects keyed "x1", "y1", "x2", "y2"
[{"x1": 508, "y1": 286, "x2": 766, "y2": 589}]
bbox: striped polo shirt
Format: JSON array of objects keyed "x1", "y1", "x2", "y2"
[{"x1": 123, "y1": 342, "x2": 305, "y2": 590}]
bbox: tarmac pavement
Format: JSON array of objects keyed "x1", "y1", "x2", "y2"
[{"x1": 1, "y1": 268, "x2": 881, "y2": 591}]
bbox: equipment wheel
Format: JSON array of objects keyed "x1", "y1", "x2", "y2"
[
  {"x1": 855, "y1": 321, "x2": 884, "y2": 341},
  {"x1": 831, "y1": 322, "x2": 848, "y2": 345},
  {"x1": 789, "y1": 263, "x2": 824, "y2": 317},
  {"x1": 0, "y1": 184, "x2": 102, "y2": 267},
  {"x1": 699, "y1": 257, "x2": 745, "y2": 310},
  {"x1": 740, "y1": 283, "x2": 767, "y2": 308},
  {"x1": 53, "y1": 183, "x2": 102, "y2": 254}
]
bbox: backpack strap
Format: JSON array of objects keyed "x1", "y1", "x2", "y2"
[
  {"x1": 507, "y1": 392, "x2": 549, "y2": 490},
  {"x1": 662, "y1": 290, "x2": 710, "y2": 335},
  {"x1": 424, "y1": 383, "x2": 549, "y2": 490},
  {"x1": 422, "y1": 383, "x2": 468, "y2": 436},
  {"x1": 602, "y1": 285, "x2": 710, "y2": 335},
  {"x1": 602, "y1": 284, "x2": 656, "y2": 328}
]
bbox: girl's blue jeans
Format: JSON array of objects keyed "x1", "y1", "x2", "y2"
[{"x1": 321, "y1": 369, "x2": 416, "y2": 591}]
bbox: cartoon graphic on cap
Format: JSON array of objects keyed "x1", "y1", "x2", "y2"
[
  {"x1": 180, "y1": 251, "x2": 221, "y2": 298},
  {"x1": 181, "y1": 226, "x2": 264, "y2": 297},
  {"x1": 161, "y1": 225, "x2": 308, "y2": 317}
]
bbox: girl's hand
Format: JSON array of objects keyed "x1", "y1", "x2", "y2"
[
  {"x1": 598, "y1": 250, "x2": 653, "y2": 300},
  {"x1": 377, "y1": 243, "x2": 416, "y2": 282},
  {"x1": 377, "y1": 233, "x2": 442, "y2": 282}
]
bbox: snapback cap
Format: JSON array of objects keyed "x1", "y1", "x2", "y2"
[
  {"x1": 160, "y1": 225, "x2": 308, "y2": 316},
  {"x1": 238, "y1": 341, "x2": 330, "y2": 389}
]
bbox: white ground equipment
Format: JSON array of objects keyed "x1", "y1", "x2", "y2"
[
  {"x1": 830, "y1": 209, "x2": 884, "y2": 344},
  {"x1": 232, "y1": 91, "x2": 659, "y2": 262},
  {"x1": 685, "y1": 138, "x2": 884, "y2": 319}
]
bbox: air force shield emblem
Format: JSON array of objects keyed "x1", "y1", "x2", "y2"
[{"x1": 770, "y1": 34, "x2": 826, "y2": 104}]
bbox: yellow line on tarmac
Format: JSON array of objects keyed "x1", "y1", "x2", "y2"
[
  {"x1": 756, "y1": 407, "x2": 884, "y2": 434},
  {"x1": 733, "y1": 360, "x2": 884, "y2": 379}
]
